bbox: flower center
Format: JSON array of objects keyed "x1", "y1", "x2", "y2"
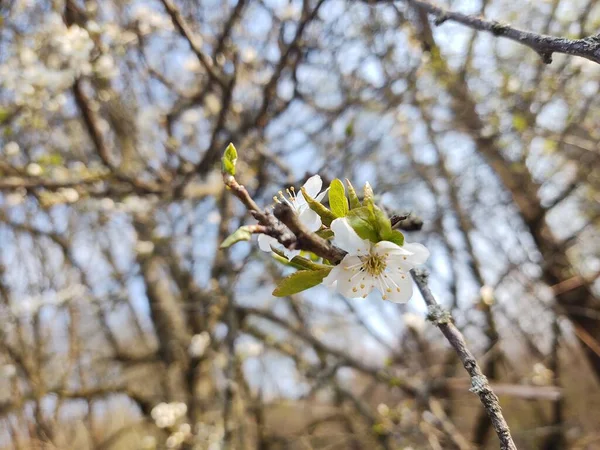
[
  {"x1": 362, "y1": 253, "x2": 386, "y2": 276},
  {"x1": 273, "y1": 186, "x2": 299, "y2": 210}
]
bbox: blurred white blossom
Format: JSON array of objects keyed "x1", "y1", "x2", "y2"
[
  {"x1": 135, "y1": 241, "x2": 155, "y2": 256},
  {"x1": 403, "y1": 312, "x2": 425, "y2": 332},
  {"x1": 151, "y1": 402, "x2": 188, "y2": 429},
  {"x1": 189, "y1": 332, "x2": 211, "y2": 357},
  {"x1": 26, "y1": 163, "x2": 43, "y2": 176},
  {"x1": 4, "y1": 142, "x2": 20, "y2": 156}
]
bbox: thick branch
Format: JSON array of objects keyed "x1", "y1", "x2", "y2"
[
  {"x1": 375, "y1": 0, "x2": 600, "y2": 64},
  {"x1": 273, "y1": 203, "x2": 346, "y2": 263}
]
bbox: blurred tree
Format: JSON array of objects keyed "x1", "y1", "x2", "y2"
[{"x1": 0, "y1": 0, "x2": 599, "y2": 449}]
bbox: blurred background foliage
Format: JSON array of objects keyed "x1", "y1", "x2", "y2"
[{"x1": 0, "y1": 0, "x2": 599, "y2": 448}]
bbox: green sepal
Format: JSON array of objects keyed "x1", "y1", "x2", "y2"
[
  {"x1": 381, "y1": 229, "x2": 405, "y2": 246},
  {"x1": 221, "y1": 143, "x2": 238, "y2": 176},
  {"x1": 272, "y1": 268, "x2": 332, "y2": 297},
  {"x1": 370, "y1": 204, "x2": 392, "y2": 238},
  {"x1": 345, "y1": 179, "x2": 361, "y2": 209},
  {"x1": 301, "y1": 186, "x2": 337, "y2": 227},
  {"x1": 363, "y1": 182, "x2": 375, "y2": 210},
  {"x1": 271, "y1": 248, "x2": 332, "y2": 271},
  {"x1": 316, "y1": 229, "x2": 334, "y2": 240}
]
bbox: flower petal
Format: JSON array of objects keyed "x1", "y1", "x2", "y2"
[
  {"x1": 315, "y1": 188, "x2": 329, "y2": 202},
  {"x1": 302, "y1": 174, "x2": 323, "y2": 199},
  {"x1": 299, "y1": 208, "x2": 322, "y2": 232},
  {"x1": 403, "y1": 242, "x2": 430, "y2": 265},
  {"x1": 331, "y1": 218, "x2": 369, "y2": 255},
  {"x1": 373, "y1": 240, "x2": 411, "y2": 257},
  {"x1": 337, "y1": 271, "x2": 374, "y2": 299},
  {"x1": 258, "y1": 234, "x2": 278, "y2": 252},
  {"x1": 322, "y1": 265, "x2": 342, "y2": 288},
  {"x1": 378, "y1": 272, "x2": 413, "y2": 303}
]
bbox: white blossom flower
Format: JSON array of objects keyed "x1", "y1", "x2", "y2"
[
  {"x1": 323, "y1": 218, "x2": 429, "y2": 302},
  {"x1": 257, "y1": 175, "x2": 327, "y2": 260},
  {"x1": 151, "y1": 402, "x2": 188, "y2": 428},
  {"x1": 189, "y1": 332, "x2": 210, "y2": 357},
  {"x1": 135, "y1": 240, "x2": 155, "y2": 255},
  {"x1": 403, "y1": 312, "x2": 425, "y2": 332},
  {"x1": 26, "y1": 163, "x2": 43, "y2": 176},
  {"x1": 4, "y1": 142, "x2": 20, "y2": 156}
]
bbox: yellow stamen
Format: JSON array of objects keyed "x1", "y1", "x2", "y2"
[{"x1": 362, "y1": 253, "x2": 387, "y2": 276}]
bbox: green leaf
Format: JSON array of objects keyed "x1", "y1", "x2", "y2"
[
  {"x1": 371, "y1": 204, "x2": 392, "y2": 239},
  {"x1": 220, "y1": 225, "x2": 251, "y2": 248},
  {"x1": 363, "y1": 182, "x2": 375, "y2": 210},
  {"x1": 272, "y1": 268, "x2": 332, "y2": 297},
  {"x1": 329, "y1": 179, "x2": 349, "y2": 217},
  {"x1": 221, "y1": 143, "x2": 238, "y2": 176},
  {"x1": 381, "y1": 229, "x2": 404, "y2": 246},
  {"x1": 345, "y1": 179, "x2": 361, "y2": 209},
  {"x1": 301, "y1": 186, "x2": 337, "y2": 227},
  {"x1": 346, "y1": 207, "x2": 379, "y2": 242}
]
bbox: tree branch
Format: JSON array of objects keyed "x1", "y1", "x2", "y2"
[
  {"x1": 225, "y1": 178, "x2": 517, "y2": 449},
  {"x1": 411, "y1": 270, "x2": 517, "y2": 450},
  {"x1": 372, "y1": 0, "x2": 600, "y2": 64}
]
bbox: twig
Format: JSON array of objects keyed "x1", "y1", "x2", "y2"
[
  {"x1": 370, "y1": 0, "x2": 600, "y2": 65},
  {"x1": 225, "y1": 175, "x2": 517, "y2": 449},
  {"x1": 411, "y1": 270, "x2": 517, "y2": 450},
  {"x1": 273, "y1": 203, "x2": 346, "y2": 263}
]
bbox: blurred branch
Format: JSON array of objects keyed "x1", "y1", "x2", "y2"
[{"x1": 160, "y1": 0, "x2": 226, "y2": 89}]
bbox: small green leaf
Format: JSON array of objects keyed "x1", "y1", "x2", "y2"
[
  {"x1": 329, "y1": 179, "x2": 349, "y2": 217},
  {"x1": 220, "y1": 225, "x2": 251, "y2": 248},
  {"x1": 363, "y1": 182, "x2": 375, "y2": 210},
  {"x1": 381, "y1": 229, "x2": 404, "y2": 246},
  {"x1": 272, "y1": 268, "x2": 332, "y2": 297},
  {"x1": 345, "y1": 179, "x2": 361, "y2": 209},
  {"x1": 346, "y1": 207, "x2": 379, "y2": 242},
  {"x1": 221, "y1": 143, "x2": 238, "y2": 176},
  {"x1": 301, "y1": 186, "x2": 337, "y2": 227}
]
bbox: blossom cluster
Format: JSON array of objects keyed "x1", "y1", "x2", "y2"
[
  {"x1": 0, "y1": 13, "x2": 94, "y2": 109},
  {"x1": 150, "y1": 402, "x2": 188, "y2": 429},
  {"x1": 221, "y1": 144, "x2": 430, "y2": 303}
]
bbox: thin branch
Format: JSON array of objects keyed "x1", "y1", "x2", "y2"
[
  {"x1": 412, "y1": 270, "x2": 517, "y2": 450},
  {"x1": 225, "y1": 174, "x2": 517, "y2": 448}
]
